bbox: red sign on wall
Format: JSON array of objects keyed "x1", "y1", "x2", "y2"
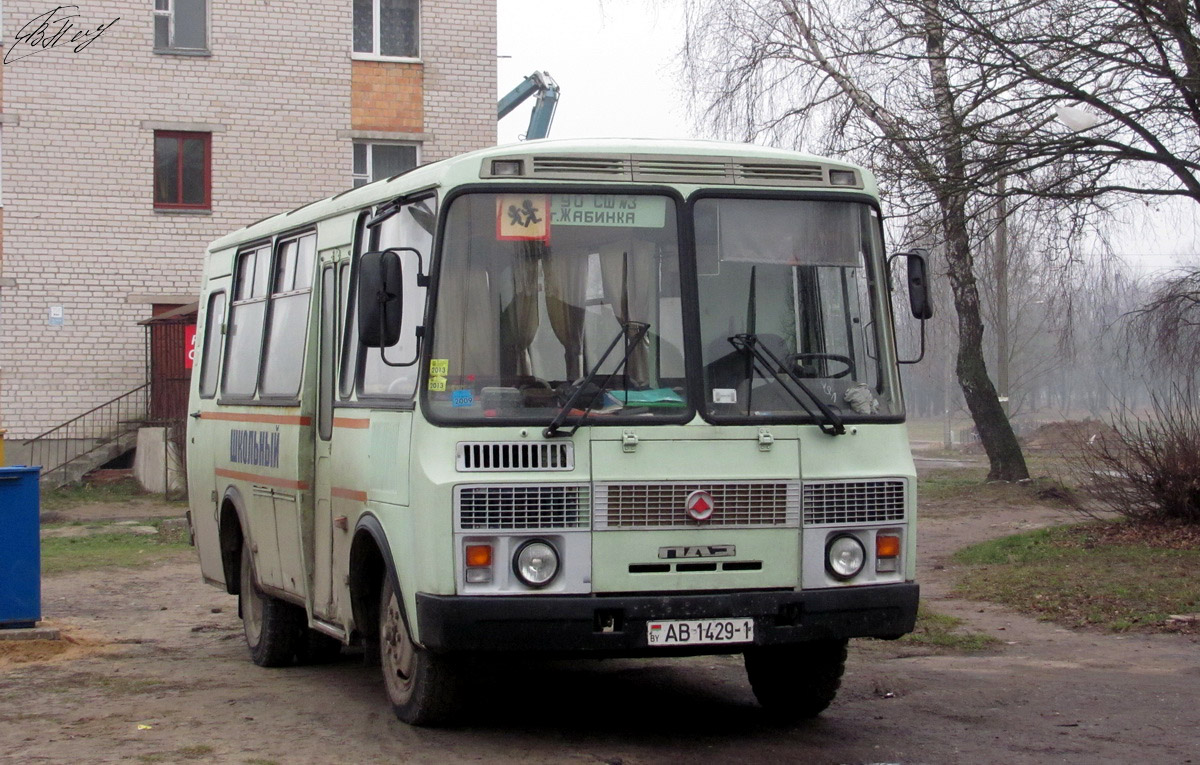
[{"x1": 184, "y1": 325, "x2": 197, "y2": 370}]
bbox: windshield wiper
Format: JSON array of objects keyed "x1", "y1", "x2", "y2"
[
  {"x1": 728, "y1": 333, "x2": 846, "y2": 436},
  {"x1": 543, "y1": 321, "x2": 650, "y2": 439}
]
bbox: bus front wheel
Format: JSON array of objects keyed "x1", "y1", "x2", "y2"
[
  {"x1": 239, "y1": 544, "x2": 301, "y2": 667},
  {"x1": 379, "y1": 577, "x2": 459, "y2": 726},
  {"x1": 743, "y1": 639, "x2": 848, "y2": 720}
]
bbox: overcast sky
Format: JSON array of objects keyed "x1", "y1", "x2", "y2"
[
  {"x1": 496, "y1": 0, "x2": 690, "y2": 143},
  {"x1": 494, "y1": 0, "x2": 1197, "y2": 270}
]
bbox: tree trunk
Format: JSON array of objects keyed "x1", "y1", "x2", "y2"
[
  {"x1": 942, "y1": 196, "x2": 1030, "y2": 480},
  {"x1": 924, "y1": 1, "x2": 1029, "y2": 481}
]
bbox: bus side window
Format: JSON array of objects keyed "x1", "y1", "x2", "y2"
[
  {"x1": 340, "y1": 213, "x2": 369, "y2": 399},
  {"x1": 261, "y1": 232, "x2": 316, "y2": 397},
  {"x1": 319, "y1": 266, "x2": 336, "y2": 440},
  {"x1": 223, "y1": 244, "x2": 272, "y2": 397},
  {"x1": 199, "y1": 290, "x2": 226, "y2": 398},
  {"x1": 336, "y1": 260, "x2": 353, "y2": 401},
  {"x1": 359, "y1": 196, "x2": 436, "y2": 398}
]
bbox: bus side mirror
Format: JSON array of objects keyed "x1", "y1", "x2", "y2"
[
  {"x1": 904, "y1": 250, "x2": 933, "y2": 320},
  {"x1": 358, "y1": 250, "x2": 404, "y2": 348},
  {"x1": 890, "y1": 249, "x2": 933, "y2": 364}
]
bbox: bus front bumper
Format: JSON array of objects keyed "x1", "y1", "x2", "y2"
[{"x1": 415, "y1": 582, "x2": 918, "y2": 656}]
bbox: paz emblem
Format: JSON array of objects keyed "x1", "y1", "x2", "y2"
[{"x1": 685, "y1": 489, "x2": 716, "y2": 522}]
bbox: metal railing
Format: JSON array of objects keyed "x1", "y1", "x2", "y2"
[{"x1": 22, "y1": 383, "x2": 150, "y2": 485}]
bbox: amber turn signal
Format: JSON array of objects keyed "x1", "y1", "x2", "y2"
[
  {"x1": 466, "y1": 544, "x2": 493, "y2": 568},
  {"x1": 876, "y1": 534, "x2": 901, "y2": 558}
]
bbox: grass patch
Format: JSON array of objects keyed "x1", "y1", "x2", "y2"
[
  {"x1": 42, "y1": 524, "x2": 191, "y2": 575},
  {"x1": 917, "y1": 465, "x2": 1074, "y2": 507},
  {"x1": 138, "y1": 746, "x2": 214, "y2": 763},
  {"x1": 898, "y1": 604, "x2": 999, "y2": 652},
  {"x1": 954, "y1": 522, "x2": 1200, "y2": 632},
  {"x1": 40, "y1": 478, "x2": 151, "y2": 510},
  {"x1": 918, "y1": 466, "x2": 990, "y2": 501}
]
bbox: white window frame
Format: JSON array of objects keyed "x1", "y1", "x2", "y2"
[
  {"x1": 353, "y1": 141, "x2": 421, "y2": 187},
  {"x1": 352, "y1": 0, "x2": 421, "y2": 62},
  {"x1": 154, "y1": 0, "x2": 209, "y2": 53}
]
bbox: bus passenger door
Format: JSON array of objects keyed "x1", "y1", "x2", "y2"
[
  {"x1": 189, "y1": 278, "x2": 231, "y2": 586},
  {"x1": 311, "y1": 262, "x2": 338, "y2": 619}
]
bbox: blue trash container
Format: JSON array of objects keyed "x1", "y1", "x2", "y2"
[{"x1": 0, "y1": 465, "x2": 42, "y2": 628}]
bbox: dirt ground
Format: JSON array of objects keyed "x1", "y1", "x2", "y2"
[{"x1": 3, "y1": 465, "x2": 1199, "y2": 764}]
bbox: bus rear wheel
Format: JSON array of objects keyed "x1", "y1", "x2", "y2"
[
  {"x1": 379, "y1": 577, "x2": 458, "y2": 726},
  {"x1": 239, "y1": 544, "x2": 301, "y2": 667},
  {"x1": 743, "y1": 639, "x2": 848, "y2": 720}
]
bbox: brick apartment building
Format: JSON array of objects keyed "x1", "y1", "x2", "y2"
[{"x1": 0, "y1": 0, "x2": 497, "y2": 457}]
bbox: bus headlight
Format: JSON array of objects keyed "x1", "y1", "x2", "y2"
[
  {"x1": 513, "y1": 539, "x2": 559, "y2": 588},
  {"x1": 826, "y1": 534, "x2": 866, "y2": 580}
]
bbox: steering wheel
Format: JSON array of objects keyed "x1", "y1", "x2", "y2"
[{"x1": 787, "y1": 353, "x2": 855, "y2": 379}]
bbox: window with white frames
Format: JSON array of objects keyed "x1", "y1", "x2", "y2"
[
  {"x1": 353, "y1": 142, "x2": 419, "y2": 187},
  {"x1": 353, "y1": 0, "x2": 419, "y2": 58},
  {"x1": 199, "y1": 291, "x2": 226, "y2": 398},
  {"x1": 223, "y1": 244, "x2": 271, "y2": 397},
  {"x1": 260, "y1": 233, "x2": 316, "y2": 397},
  {"x1": 154, "y1": 0, "x2": 208, "y2": 52}
]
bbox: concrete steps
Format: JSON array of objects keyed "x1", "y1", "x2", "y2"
[{"x1": 39, "y1": 431, "x2": 140, "y2": 487}]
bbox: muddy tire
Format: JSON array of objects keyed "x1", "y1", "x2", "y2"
[
  {"x1": 239, "y1": 544, "x2": 302, "y2": 668},
  {"x1": 379, "y1": 576, "x2": 458, "y2": 726},
  {"x1": 744, "y1": 639, "x2": 848, "y2": 720}
]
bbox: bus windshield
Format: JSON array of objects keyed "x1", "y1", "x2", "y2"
[
  {"x1": 428, "y1": 191, "x2": 687, "y2": 422},
  {"x1": 696, "y1": 197, "x2": 897, "y2": 421}
]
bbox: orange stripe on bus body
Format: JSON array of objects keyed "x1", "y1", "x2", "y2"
[
  {"x1": 200, "y1": 412, "x2": 312, "y2": 426},
  {"x1": 333, "y1": 417, "x2": 371, "y2": 429},
  {"x1": 215, "y1": 467, "x2": 309, "y2": 491},
  {"x1": 331, "y1": 487, "x2": 368, "y2": 502}
]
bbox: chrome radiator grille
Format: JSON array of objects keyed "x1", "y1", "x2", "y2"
[
  {"x1": 802, "y1": 480, "x2": 907, "y2": 526},
  {"x1": 594, "y1": 481, "x2": 801, "y2": 529},
  {"x1": 455, "y1": 484, "x2": 591, "y2": 531},
  {"x1": 456, "y1": 442, "x2": 574, "y2": 472}
]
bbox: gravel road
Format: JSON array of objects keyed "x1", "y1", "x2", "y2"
[{"x1": 2, "y1": 494, "x2": 1197, "y2": 764}]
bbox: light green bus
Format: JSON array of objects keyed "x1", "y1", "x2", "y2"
[{"x1": 186, "y1": 138, "x2": 931, "y2": 725}]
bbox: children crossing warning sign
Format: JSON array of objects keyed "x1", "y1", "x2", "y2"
[{"x1": 496, "y1": 195, "x2": 550, "y2": 241}]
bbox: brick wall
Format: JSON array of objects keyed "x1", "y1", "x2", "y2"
[
  {"x1": 421, "y1": 0, "x2": 497, "y2": 160},
  {"x1": 0, "y1": 0, "x2": 497, "y2": 439}
]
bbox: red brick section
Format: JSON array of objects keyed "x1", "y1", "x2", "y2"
[{"x1": 351, "y1": 60, "x2": 424, "y2": 133}]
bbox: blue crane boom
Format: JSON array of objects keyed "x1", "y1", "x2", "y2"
[{"x1": 498, "y1": 71, "x2": 560, "y2": 140}]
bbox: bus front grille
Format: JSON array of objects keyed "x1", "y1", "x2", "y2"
[
  {"x1": 593, "y1": 481, "x2": 800, "y2": 529},
  {"x1": 456, "y1": 441, "x2": 574, "y2": 471},
  {"x1": 455, "y1": 484, "x2": 591, "y2": 531},
  {"x1": 802, "y1": 480, "x2": 907, "y2": 526}
]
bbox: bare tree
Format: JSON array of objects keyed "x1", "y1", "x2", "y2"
[
  {"x1": 681, "y1": 0, "x2": 1114, "y2": 479},
  {"x1": 1128, "y1": 266, "x2": 1200, "y2": 375},
  {"x1": 934, "y1": 0, "x2": 1200, "y2": 204}
]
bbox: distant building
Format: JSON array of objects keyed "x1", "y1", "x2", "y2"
[{"x1": 0, "y1": 0, "x2": 497, "y2": 456}]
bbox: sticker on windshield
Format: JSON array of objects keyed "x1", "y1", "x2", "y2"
[
  {"x1": 451, "y1": 389, "x2": 474, "y2": 408},
  {"x1": 428, "y1": 376, "x2": 447, "y2": 392},
  {"x1": 430, "y1": 358, "x2": 449, "y2": 377},
  {"x1": 496, "y1": 195, "x2": 550, "y2": 242},
  {"x1": 713, "y1": 388, "x2": 737, "y2": 404}
]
